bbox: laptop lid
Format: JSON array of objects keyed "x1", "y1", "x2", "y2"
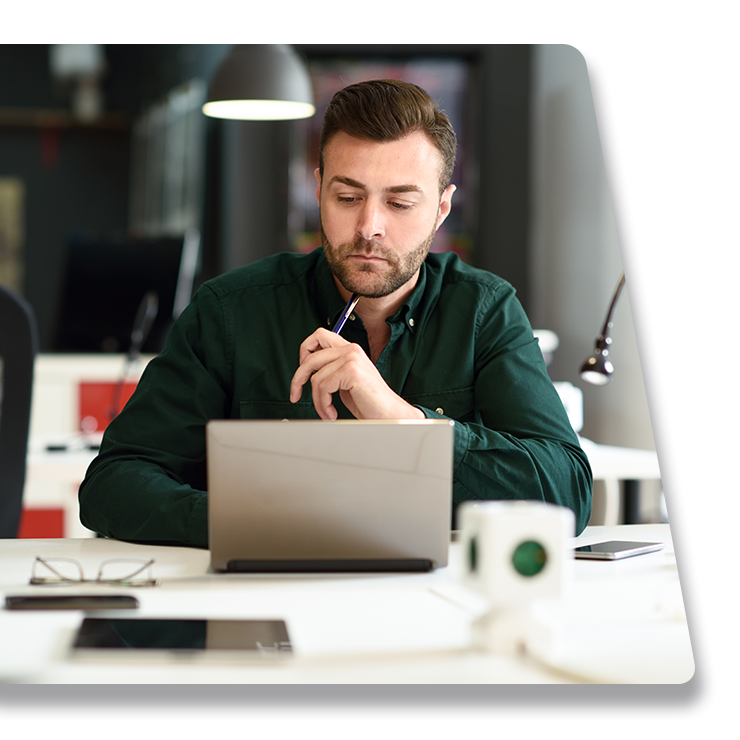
[{"x1": 206, "y1": 419, "x2": 454, "y2": 572}]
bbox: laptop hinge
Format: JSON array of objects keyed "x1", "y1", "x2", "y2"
[{"x1": 225, "y1": 559, "x2": 434, "y2": 573}]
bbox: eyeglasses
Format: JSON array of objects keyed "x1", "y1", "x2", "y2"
[{"x1": 30, "y1": 557, "x2": 159, "y2": 587}]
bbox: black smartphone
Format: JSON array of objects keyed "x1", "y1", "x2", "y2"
[
  {"x1": 573, "y1": 540, "x2": 664, "y2": 560},
  {"x1": 5, "y1": 594, "x2": 140, "y2": 610}
]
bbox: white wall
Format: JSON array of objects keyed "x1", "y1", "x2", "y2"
[{"x1": 529, "y1": 44, "x2": 656, "y2": 453}]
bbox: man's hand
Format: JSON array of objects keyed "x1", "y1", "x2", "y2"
[{"x1": 289, "y1": 328, "x2": 425, "y2": 421}]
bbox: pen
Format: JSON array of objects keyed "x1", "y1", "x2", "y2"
[{"x1": 332, "y1": 293, "x2": 360, "y2": 334}]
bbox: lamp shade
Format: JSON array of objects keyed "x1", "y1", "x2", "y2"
[
  {"x1": 203, "y1": 44, "x2": 315, "y2": 121},
  {"x1": 580, "y1": 346, "x2": 614, "y2": 385}
]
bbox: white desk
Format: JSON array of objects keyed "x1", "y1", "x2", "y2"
[
  {"x1": 0, "y1": 524, "x2": 693, "y2": 684},
  {"x1": 579, "y1": 438, "x2": 662, "y2": 525},
  {"x1": 23, "y1": 444, "x2": 99, "y2": 538},
  {"x1": 26, "y1": 447, "x2": 98, "y2": 485}
]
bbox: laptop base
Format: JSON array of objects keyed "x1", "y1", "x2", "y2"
[{"x1": 225, "y1": 559, "x2": 434, "y2": 573}]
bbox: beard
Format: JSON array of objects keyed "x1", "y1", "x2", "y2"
[{"x1": 321, "y1": 223, "x2": 437, "y2": 299}]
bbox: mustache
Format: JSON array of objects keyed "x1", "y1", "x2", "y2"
[{"x1": 345, "y1": 237, "x2": 396, "y2": 261}]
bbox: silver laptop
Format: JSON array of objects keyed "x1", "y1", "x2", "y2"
[{"x1": 206, "y1": 419, "x2": 454, "y2": 573}]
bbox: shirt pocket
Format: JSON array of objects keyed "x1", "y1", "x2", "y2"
[
  {"x1": 403, "y1": 386, "x2": 475, "y2": 421},
  {"x1": 239, "y1": 400, "x2": 319, "y2": 420}
]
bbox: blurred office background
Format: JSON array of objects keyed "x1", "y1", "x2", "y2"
[{"x1": 0, "y1": 43, "x2": 661, "y2": 523}]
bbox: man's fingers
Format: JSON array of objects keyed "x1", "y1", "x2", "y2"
[
  {"x1": 298, "y1": 328, "x2": 346, "y2": 364},
  {"x1": 290, "y1": 345, "x2": 341, "y2": 403}
]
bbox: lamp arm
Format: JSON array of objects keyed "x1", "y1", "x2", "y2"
[{"x1": 596, "y1": 272, "x2": 626, "y2": 343}]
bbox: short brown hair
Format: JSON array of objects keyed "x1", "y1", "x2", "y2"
[{"x1": 319, "y1": 79, "x2": 457, "y2": 195}]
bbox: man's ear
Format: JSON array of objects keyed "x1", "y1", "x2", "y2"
[
  {"x1": 314, "y1": 168, "x2": 322, "y2": 205},
  {"x1": 435, "y1": 184, "x2": 456, "y2": 230}
]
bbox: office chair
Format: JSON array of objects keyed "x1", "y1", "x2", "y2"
[{"x1": 0, "y1": 283, "x2": 38, "y2": 537}]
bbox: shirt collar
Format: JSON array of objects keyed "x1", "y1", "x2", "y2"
[{"x1": 313, "y1": 247, "x2": 430, "y2": 329}]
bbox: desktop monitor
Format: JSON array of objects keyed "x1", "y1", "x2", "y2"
[{"x1": 52, "y1": 230, "x2": 200, "y2": 355}]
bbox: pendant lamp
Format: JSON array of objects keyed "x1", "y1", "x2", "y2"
[{"x1": 202, "y1": 44, "x2": 315, "y2": 121}]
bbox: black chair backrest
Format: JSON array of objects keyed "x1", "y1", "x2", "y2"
[{"x1": 0, "y1": 284, "x2": 38, "y2": 537}]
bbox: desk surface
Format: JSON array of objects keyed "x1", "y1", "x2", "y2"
[{"x1": 0, "y1": 524, "x2": 692, "y2": 684}]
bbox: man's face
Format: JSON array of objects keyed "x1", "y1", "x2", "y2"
[{"x1": 316, "y1": 131, "x2": 455, "y2": 298}]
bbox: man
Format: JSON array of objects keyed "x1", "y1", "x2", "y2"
[{"x1": 79, "y1": 79, "x2": 592, "y2": 547}]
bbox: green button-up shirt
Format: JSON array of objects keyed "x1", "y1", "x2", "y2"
[{"x1": 79, "y1": 248, "x2": 592, "y2": 547}]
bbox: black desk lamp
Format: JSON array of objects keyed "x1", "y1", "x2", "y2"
[
  {"x1": 580, "y1": 273, "x2": 626, "y2": 385},
  {"x1": 581, "y1": 239, "x2": 699, "y2": 568}
]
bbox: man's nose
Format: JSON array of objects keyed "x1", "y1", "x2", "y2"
[{"x1": 356, "y1": 199, "x2": 386, "y2": 241}]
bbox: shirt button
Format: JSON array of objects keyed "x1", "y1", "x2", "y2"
[
  {"x1": 435, "y1": 407, "x2": 444, "y2": 415},
  {"x1": 408, "y1": 318, "x2": 415, "y2": 327}
]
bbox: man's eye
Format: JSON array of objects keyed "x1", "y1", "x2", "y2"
[
  {"x1": 389, "y1": 201, "x2": 412, "y2": 210},
  {"x1": 337, "y1": 196, "x2": 358, "y2": 204}
]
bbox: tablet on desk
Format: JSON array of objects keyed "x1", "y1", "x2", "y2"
[{"x1": 71, "y1": 617, "x2": 292, "y2": 662}]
